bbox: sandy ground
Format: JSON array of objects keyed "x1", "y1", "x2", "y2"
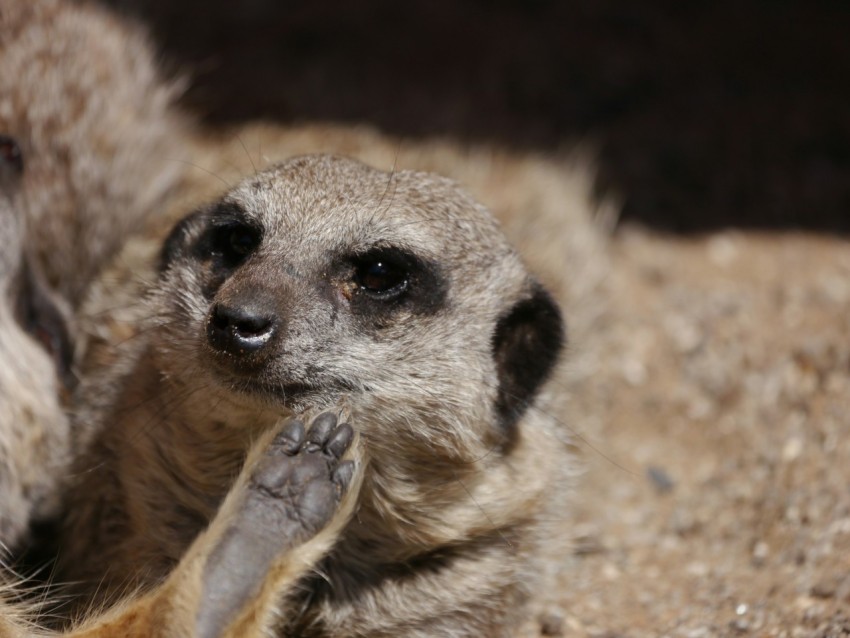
[{"x1": 549, "y1": 230, "x2": 850, "y2": 637}]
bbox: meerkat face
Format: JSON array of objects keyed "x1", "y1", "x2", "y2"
[
  {"x1": 0, "y1": 135, "x2": 74, "y2": 547},
  {"x1": 156, "y1": 155, "x2": 563, "y2": 453}
]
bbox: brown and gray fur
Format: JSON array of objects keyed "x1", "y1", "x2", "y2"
[
  {"x1": 59, "y1": 153, "x2": 570, "y2": 636},
  {"x1": 0, "y1": 137, "x2": 73, "y2": 550},
  {"x1": 0, "y1": 0, "x2": 186, "y2": 555}
]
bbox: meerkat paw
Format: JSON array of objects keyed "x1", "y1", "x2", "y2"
[
  {"x1": 245, "y1": 411, "x2": 356, "y2": 538},
  {"x1": 195, "y1": 412, "x2": 356, "y2": 638}
]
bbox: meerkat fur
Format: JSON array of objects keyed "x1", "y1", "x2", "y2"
[{"x1": 0, "y1": 0, "x2": 189, "y2": 559}]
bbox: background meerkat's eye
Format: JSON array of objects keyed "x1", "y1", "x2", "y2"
[
  {"x1": 14, "y1": 261, "x2": 74, "y2": 388},
  {"x1": 0, "y1": 135, "x2": 23, "y2": 175},
  {"x1": 352, "y1": 254, "x2": 409, "y2": 299},
  {"x1": 0, "y1": 135, "x2": 24, "y2": 193}
]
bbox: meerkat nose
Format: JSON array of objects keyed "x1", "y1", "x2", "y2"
[{"x1": 207, "y1": 302, "x2": 278, "y2": 356}]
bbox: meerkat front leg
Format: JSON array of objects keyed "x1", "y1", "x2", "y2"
[
  {"x1": 61, "y1": 412, "x2": 360, "y2": 638},
  {"x1": 194, "y1": 412, "x2": 359, "y2": 638}
]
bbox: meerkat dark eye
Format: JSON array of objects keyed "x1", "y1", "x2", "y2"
[
  {"x1": 209, "y1": 222, "x2": 261, "y2": 266},
  {"x1": 342, "y1": 247, "x2": 445, "y2": 319},
  {"x1": 352, "y1": 255, "x2": 409, "y2": 299},
  {"x1": 228, "y1": 226, "x2": 258, "y2": 256}
]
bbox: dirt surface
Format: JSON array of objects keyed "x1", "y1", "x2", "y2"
[{"x1": 550, "y1": 230, "x2": 850, "y2": 637}]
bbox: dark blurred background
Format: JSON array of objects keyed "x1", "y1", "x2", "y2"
[{"x1": 101, "y1": 0, "x2": 850, "y2": 232}]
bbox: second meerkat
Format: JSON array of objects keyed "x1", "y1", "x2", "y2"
[{"x1": 62, "y1": 154, "x2": 570, "y2": 636}]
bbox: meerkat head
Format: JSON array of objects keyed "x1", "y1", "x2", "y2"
[
  {"x1": 0, "y1": 135, "x2": 75, "y2": 548},
  {"x1": 155, "y1": 155, "x2": 564, "y2": 460}
]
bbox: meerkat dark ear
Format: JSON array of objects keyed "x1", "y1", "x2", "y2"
[{"x1": 492, "y1": 281, "x2": 565, "y2": 435}]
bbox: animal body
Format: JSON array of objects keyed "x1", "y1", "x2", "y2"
[
  {"x1": 0, "y1": 0, "x2": 165, "y2": 623},
  {"x1": 0, "y1": 0, "x2": 184, "y2": 548},
  {"x1": 58, "y1": 154, "x2": 571, "y2": 637},
  {"x1": 0, "y1": 134, "x2": 73, "y2": 551}
]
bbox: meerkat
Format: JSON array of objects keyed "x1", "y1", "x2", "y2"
[
  {"x1": 0, "y1": 0, "x2": 189, "y2": 561},
  {"x1": 0, "y1": 135, "x2": 74, "y2": 550},
  {"x1": 55, "y1": 153, "x2": 569, "y2": 637}
]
